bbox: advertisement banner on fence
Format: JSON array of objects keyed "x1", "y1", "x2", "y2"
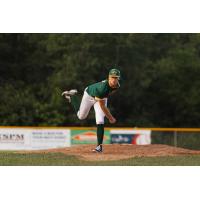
[
  {"x1": 0, "y1": 128, "x2": 30, "y2": 150},
  {"x1": 0, "y1": 128, "x2": 71, "y2": 150},
  {"x1": 71, "y1": 129, "x2": 111, "y2": 145},
  {"x1": 30, "y1": 129, "x2": 71, "y2": 149},
  {"x1": 110, "y1": 129, "x2": 151, "y2": 145}
]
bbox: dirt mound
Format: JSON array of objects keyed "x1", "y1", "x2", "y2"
[{"x1": 21, "y1": 144, "x2": 200, "y2": 161}]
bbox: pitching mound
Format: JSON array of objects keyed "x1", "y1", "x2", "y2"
[{"x1": 21, "y1": 144, "x2": 200, "y2": 161}]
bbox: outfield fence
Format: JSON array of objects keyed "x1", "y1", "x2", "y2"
[
  {"x1": 69, "y1": 127, "x2": 200, "y2": 150},
  {"x1": 0, "y1": 126, "x2": 200, "y2": 150},
  {"x1": 148, "y1": 128, "x2": 200, "y2": 150}
]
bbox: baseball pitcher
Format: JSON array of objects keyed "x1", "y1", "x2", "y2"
[{"x1": 62, "y1": 68, "x2": 121, "y2": 152}]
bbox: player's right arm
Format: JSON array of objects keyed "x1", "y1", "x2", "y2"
[{"x1": 96, "y1": 97, "x2": 116, "y2": 124}]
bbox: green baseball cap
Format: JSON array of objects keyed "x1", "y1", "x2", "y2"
[{"x1": 109, "y1": 68, "x2": 121, "y2": 78}]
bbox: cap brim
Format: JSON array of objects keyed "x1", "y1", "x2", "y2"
[{"x1": 109, "y1": 75, "x2": 120, "y2": 78}]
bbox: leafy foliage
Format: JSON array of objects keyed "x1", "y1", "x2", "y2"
[{"x1": 1, "y1": 33, "x2": 200, "y2": 127}]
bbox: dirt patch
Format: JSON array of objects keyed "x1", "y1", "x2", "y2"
[{"x1": 19, "y1": 144, "x2": 200, "y2": 161}]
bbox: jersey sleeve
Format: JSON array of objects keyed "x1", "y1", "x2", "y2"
[{"x1": 94, "y1": 82, "x2": 107, "y2": 99}]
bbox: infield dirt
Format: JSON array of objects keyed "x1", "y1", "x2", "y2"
[{"x1": 20, "y1": 144, "x2": 200, "y2": 161}]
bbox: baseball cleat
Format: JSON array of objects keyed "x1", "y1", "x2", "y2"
[
  {"x1": 92, "y1": 145, "x2": 103, "y2": 153},
  {"x1": 62, "y1": 89, "x2": 78, "y2": 103},
  {"x1": 62, "y1": 89, "x2": 78, "y2": 96},
  {"x1": 64, "y1": 95, "x2": 71, "y2": 103}
]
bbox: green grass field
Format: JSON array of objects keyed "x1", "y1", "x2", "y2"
[{"x1": 1, "y1": 151, "x2": 200, "y2": 166}]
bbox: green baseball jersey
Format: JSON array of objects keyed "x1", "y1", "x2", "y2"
[{"x1": 86, "y1": 80, "x2": 120, "y2": 99}]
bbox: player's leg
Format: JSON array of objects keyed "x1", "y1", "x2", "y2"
[
  {"x1": 93, "y1": 99, "x2": 108, "y2": 152},
  {"x1": 77, "y1": 90, "x2": 96, "y2": 120},
  {"x1": 62, "y1": 89, "x2": 81, "y2": 113},
  {"x1": 62, "y1": 89, "x2": 95, "y2": 120}
]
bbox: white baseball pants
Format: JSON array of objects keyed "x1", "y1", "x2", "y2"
[{"x1": 77, "y1": 89, "x2": 107, "y2": 125}]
